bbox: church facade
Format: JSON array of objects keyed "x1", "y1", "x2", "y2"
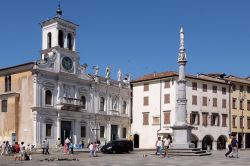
[{"x1": 0, "y1": 9, "x2": 131, "y2": 147}]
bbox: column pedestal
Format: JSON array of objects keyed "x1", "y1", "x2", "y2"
[{"x1": 170, "y1": 125, "x2": 195, "y2": 149}]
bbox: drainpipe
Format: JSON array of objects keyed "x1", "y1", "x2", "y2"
[
  {"x1": 228, "y1": 82, "x2": 232, "y2": 134},
  {"x1": 157, "y1": 80, "x2": 162, "y2": 137}
]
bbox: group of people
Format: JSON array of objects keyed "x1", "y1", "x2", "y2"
[
  {"x1": 155, "y1": 135, "x2": 172, "y2": 158},
  {"x1": 63, "y1": 137, "x2": 75, "y2": 155},
  {"x1": 0, "y1": 141, "x2": 32, "y2": 161},
  {"x1": 88, "y1": 142, "x2": 100, "y2": 157},
  {"x1": 225, "y1": 135, "x2": 239, "y2": 158}
]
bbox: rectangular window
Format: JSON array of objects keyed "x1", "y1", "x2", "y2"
[
  {"x1": 247, "y1": 86, "x2": 250, "y2": 93},
  {"x1": 211, "y1": 113, "x2": 219, "y2": 126},
  {"x1": 143, "y1": 96, "x2": 149, "y2": 106},
  {"x1": 248, "y1": 100, "x2": 250, "y2": 111},
  {"x1": 212, "y1": 86, "x2": 217, "y2": 93},
  {"x1": 144, "y1": 84, "x2": 149, "y2": 91},
  {"x1": 233, "y1": 98, "x2": 237, "y2": 109},
  {"x1": 190, "y1": 113, "x2": 199, "y2": 125},
  {"x1": 222, "y1": 87, "x2": 226, "y2": 95},
  {"x1": 122, "y1": 128, "x2": 126, "y2": 138},
  {"x1": 100, "y1": 126, "x2": 105, "y2": 138},
  {"x1": 222, "y1": 99, "x2": 227, "y2": 108},
  {"x1": 222, "y1": 114, "x2": 227, "y2": 127},
  {"x1": 240, "y1": 86, "x2": 244, "y2": 92},
  {"x1": 240, "y1": 100, "x2": 244, "y2": 110},
  {"x1": 1, "y1": 100, "x2": 7, "y2": 112},
  {"x1": 232, "y1": 84, "x2": 236, "y2": 91},
  {"x1": 192, "y1": 82, "x2": 197, "y2": 90},
  {"x1": 164, "y1": 94, "x2": 170, "y2": 104},
  {"x1": 202, "y1": 113, "x2": 208, "y2": 126},
  {"x1": 81, "y1": 126, "x2": 86, "y2": 137},
  {"x1": 192, "y1": 95, "x2": 197, "y2": 105},
  {"x1": 202, "y1": 84, "x2": 207, "y2": 92},
  {"x1": 240, "y1": 117, "x2": 243, "y2": 128},
  {"x1": 46, "y1": 124, "x2": 52, "y2": 137},
  {"x1": 4, "y1": 75, "x2": 11, "y2": 92},
  {"x1": 164, "y1": 81, "x2": 170, "y2": 88},
  {"x1": 143, "y1": 113, "x2": 149, "y2": 125},
  {"x1": 233, "y1": 116, "x2": 237, "y2": 128},
  {"x1": 164, "y1": 112, "x2": 170, "y2": 124},
  {"x1": 152, "y1": 117, "x2": 160, "y2": 125},
  {"x1": 213, "y1": 98, "x2": 217, "y2": 107},
  {"x1": 202, "y1": 97, "x2": 207, "y2": 106},
  {"x1": 248, "y1": 118, "x2": 250, "y2": 129}
]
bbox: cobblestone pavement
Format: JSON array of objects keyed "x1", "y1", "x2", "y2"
[{"x1": 0, "y1": 150, "x2": 249, "y2": 166}]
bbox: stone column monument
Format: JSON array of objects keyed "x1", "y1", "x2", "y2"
[{"x1": 171, "y1": 27, "x2": 195, "y2": 149}]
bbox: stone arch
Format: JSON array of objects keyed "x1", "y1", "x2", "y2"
[
  {"x1": 202, "y1": 135, "x2": 214, "y2": 150},
  {"x1": 58, "y1": 30, "x2": 64, "y2": 47},
  {"x1": 191, "y1": 134, "x2": 199, "y2": 148},
  {"x1": 217, "y1": 135, "x2": 227, "y2": 150}
]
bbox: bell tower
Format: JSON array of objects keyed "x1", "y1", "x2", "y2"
[{"x1": 39, "y1": 4, "x2": 79, "y2": 74}]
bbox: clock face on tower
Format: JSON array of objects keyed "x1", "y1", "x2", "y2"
[{"x1": 62, "y1": 56, "x2": 73, "y2": 71}]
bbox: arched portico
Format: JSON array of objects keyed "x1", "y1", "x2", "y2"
[
  {"x1": 217, "y1": 135, "x2": 227, "y2": 150},
  {"x1": 202, "y1": 135, "x2": 214, "y2": 151}
]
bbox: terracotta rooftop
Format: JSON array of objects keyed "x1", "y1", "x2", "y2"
[
  {"x1": 131, "y1": 71, "x2": 178, "y2": 83},
  {"x1": 224, "y1": 75, "x2": 250, "y2": 85},
  {"x1": 131, "y1": 71, "x2": 229, "y2": 84}
]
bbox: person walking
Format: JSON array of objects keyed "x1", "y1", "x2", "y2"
[
  {"x1": 20, "y1": 142, "x2": 25, "y2": 161},
  {"x1": 1, "y1": 141, "x2": 6, "y2": 156},
  {"x1": 41, "y1": 140, "x2": 45, "y2": 154},
  {"x1": 225, "y1": 135, "x2": 233, "y2": 157},
  {"x1": 230, "y1": 136, "x2": 238, "y2": 158},
  {"x1": 56, "y1": 138, "x2": 61, "y2": 151},
  {"x1": 155, "y1": 137, "x2": 162, "y2": 156},
  {"x1": 89, "y1": 142, "x2": 94, "y2": 157},
  {"x1": 14, "y1": 142, "x2": 20, "y2": 161},
  {"x1": 69, "y1": 141, "x2": 74, "y2": 154},
  {"x1": 163, "y1": 135, "x2": 171, "y2": 158},
  {"x1": 44, "y1": 138, "x2": 50, "y2": 155}
]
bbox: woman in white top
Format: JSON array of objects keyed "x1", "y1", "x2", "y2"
[{"x1": 155, "y1": 137, "x2": 162, "y2": 155}]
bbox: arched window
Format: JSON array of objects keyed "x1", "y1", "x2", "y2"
[
  {"x1": 47, "y1": 32, "x2": 52, "y2": 48},
  {"x1": 67, "y1": 33, "x2": 72, "y2": 50},
  {"x1": 58, "y1": 30, "x2": 64, "y2": 48},
  {"x1": 45, "y1": 90, "x2": 52, "y2": 105},
  {"x1": 100, "y1": 97, "x2": 105, "y2": 111},
  {"x1": 1, "y1": 99, "x2": 7, "y2": 112},
  {"x1": 122, "y1": 101, "x2": 127, "y2": 114},
  {"x1": 81, "y1": 96, "x2": 86, "y2": 109}
]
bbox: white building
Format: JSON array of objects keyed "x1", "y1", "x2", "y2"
[
  {"x1": 131, "y1": 72, "x2": 229, "y2": 150},
  {"x1": 0, "y1": 7, "x2": 131, "y2": 147}
]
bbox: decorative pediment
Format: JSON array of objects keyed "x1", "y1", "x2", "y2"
[
  {"x1": 80, "y1": 120, "x2": 87, "y2": 125},
  {"x1": 44, "y1": 118, "x2": 53, "y2": 124},
  {"x1": 79, "y1": 87, "x2": 88, "y2": 94},
  {"x1": 43, "y1": 81, "x2": 55, "y2": 89}
]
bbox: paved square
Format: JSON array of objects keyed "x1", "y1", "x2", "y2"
[{"x1": 0, "y1": 150, "x2": 249, "y2": 166}]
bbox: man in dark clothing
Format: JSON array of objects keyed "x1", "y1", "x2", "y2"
[{"x1": 230, "y1": 136, "x2": 238, "y2": 158}]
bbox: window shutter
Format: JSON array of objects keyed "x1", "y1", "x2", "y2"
[{"x1": 190, "y1": 113, "x2": 193, "y2": 124}]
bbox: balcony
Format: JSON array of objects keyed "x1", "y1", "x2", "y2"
[{"x1": 58, "y1": 97, "x2": 83, "y2": 111}]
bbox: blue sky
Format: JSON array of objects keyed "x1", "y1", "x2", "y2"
[{"x1": 0, "y1": 0, "x2": 250, "y2": 79}]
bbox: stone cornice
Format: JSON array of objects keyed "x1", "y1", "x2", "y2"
[{"x1": 0, "y1": 62, "x2": 34, "y2": 76}]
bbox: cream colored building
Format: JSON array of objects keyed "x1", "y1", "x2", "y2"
[
  {"x1": 0, "y1": 8, "x2": 131, "y2": 147},
  {"x1": 224, "y1": 76, "x2": 250, "y2": 148},
  {"x1": 131, "y1": 72, "x2": 229, "y2": 150}
]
